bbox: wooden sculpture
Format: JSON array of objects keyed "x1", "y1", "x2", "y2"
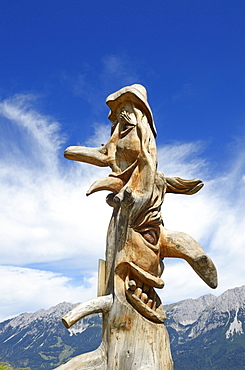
[{"x1": 54, "y1": 84, "x2": 217, "y2": 370}]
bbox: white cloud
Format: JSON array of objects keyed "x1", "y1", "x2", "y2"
[
  {"x1": 0, "y1": 266, "x2": 97, "y2": 322},
  {"x1": 101, "y1": 54, "x2": 139, "y2": 86},
  {"x1": 158, "y1": 141, "x2": 245, "y2": 302},
  {"x1": 0, "y1": 94, "x2": 112, "y2": 321},
  {"x1": 0, "y1": 94, "x2": 244, "y2": 321},
  {"x1": 62, "y1": 54, "x2": 139, "y2": 113},
  {"x1": 0, "y1": 94, "x2": 64, "y2": 170},
  {"x1": 0, "y1": 95, "x2": 111, "y2": 269},
  {"x1": 85, "y1": 122, "x2": 111, "y2": 147},
  {"x1": 158, "y1": 141, "x2": 208, "y2": 178}
]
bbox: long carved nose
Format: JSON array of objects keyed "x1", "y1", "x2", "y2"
[{"x1": 64, "y1": 145, "x2": 109, "y2": 167}]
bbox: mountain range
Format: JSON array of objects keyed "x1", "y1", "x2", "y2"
[{"x1": 0, "y1": 286, "x2": 244, "y2": 369}]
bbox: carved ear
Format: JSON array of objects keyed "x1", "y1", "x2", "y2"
[{"x1": 165, "y1": 177, "x2": 204, "y2": 195}]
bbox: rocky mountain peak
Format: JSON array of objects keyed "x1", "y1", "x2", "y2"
[{"x1": 0, "y1": 286, "x2": 244, "y2": 370}]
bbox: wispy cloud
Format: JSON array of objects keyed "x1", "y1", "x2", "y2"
[
  {"x1": 0, "y1": 95, "x2": 111, "y2": 257},
  {"x1": 0, "y1": 94, "x2": 64, "y2": 170},
  {"x1": 62, "y1": 53, "x2": 140, "y2": 113},
  {"x1": 158, "y1": 140, "x2": 245, "y2": 303},
  {"x1": 0, "y1": 94, "x2": 244, "y2": 320},
  {"x1": 0, "y1": 266, "x2": 97, "y2": 321},
  {"x1": 101, "y1": 54, "x2": 139, "y2": 86},
  {"x1": 0, "y1": 95, "x2": 111, "y2": 319},
  {"x1": 158, "y1": 141, "x2": 208, "y2": 178}
]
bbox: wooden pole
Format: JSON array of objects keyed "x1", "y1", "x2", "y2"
[{"x1": 54, "y1": 84, "x2": 217, "y2": 370}]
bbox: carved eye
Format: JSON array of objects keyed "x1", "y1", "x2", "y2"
[
  {"x1": 122, "y1": 122, "x2": 133, "y2": 131},
  {"x1": 141, "y1": 229, "x2": 158, "y2": 245}
]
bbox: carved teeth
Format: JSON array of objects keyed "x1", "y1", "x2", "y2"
[
  {"x1": 128, "y1": 280, "x2": 136, "y2": 291},
  {"x1": 125, "y1": 279, "x2": 166, "y2": 323},
  {"x1": 127, "y1": 279, "x2": 153, "y2": 308},
  {"x1": 134, "y1": 287, "x2": 142, "y2": 298},
  {"x1": 141, "y1": 293, "x2": 148, "y2": 304},
  {"x1": 152, "y1": 300, "x2": 157, "y2": 311},
  {"x1": 147, "y1": 299, "x2": 153, "y2": 308},
  {"x1": 124, "y1": 270, "x2": 166, "y2": 323}
]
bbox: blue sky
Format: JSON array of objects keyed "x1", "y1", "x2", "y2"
[{"x1": 0, "y1": 1, "x2": 245, "y2": 321}]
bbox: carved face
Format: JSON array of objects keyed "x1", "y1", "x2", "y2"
[
  {"x1": 116, "y1": 228, "x2": 166, "y2": 323},
  {"x1": 117, "y1": 102, "x2": 138, "y2": 138},
  {"x1": 114, "y1": 102, "x2": 148, "y2": 171}
]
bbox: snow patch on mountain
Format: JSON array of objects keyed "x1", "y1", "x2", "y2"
[
  {"x1": 226, "y1": 308, "x2": 244, "y2": 338},
  {"x1": 165, "y1": 293, "x2": 216, "y2": 327},
  {"x1": 166, "y1": 285, "x2": 245, "y2": 341},
  {"x1": 0, "y1": 287, "x2": 244, "y2": 370},
  {"x1": 68, "y1": 321, "x2": 90, "y2": 336}
]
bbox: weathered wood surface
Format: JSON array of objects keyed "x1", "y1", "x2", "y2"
[{"x1": 54, "y1": 84, "x2": 217, "y2": 370}]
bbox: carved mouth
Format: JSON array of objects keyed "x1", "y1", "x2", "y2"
[{"x1": 118, "y1": 262, "x2": 166, "y2": 323}]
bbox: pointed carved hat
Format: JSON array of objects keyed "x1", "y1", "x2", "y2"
[{"x1": 106, "y1": 84, "x2": 157, "y2": 137}]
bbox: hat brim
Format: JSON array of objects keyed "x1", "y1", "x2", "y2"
[{"x1": 106, "y1": 86, "x2": 157, "y2": 138}]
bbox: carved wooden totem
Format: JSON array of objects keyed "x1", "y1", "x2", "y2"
[{"x1": 54, "y1": 84, "x2": 217, "y2": 370}]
